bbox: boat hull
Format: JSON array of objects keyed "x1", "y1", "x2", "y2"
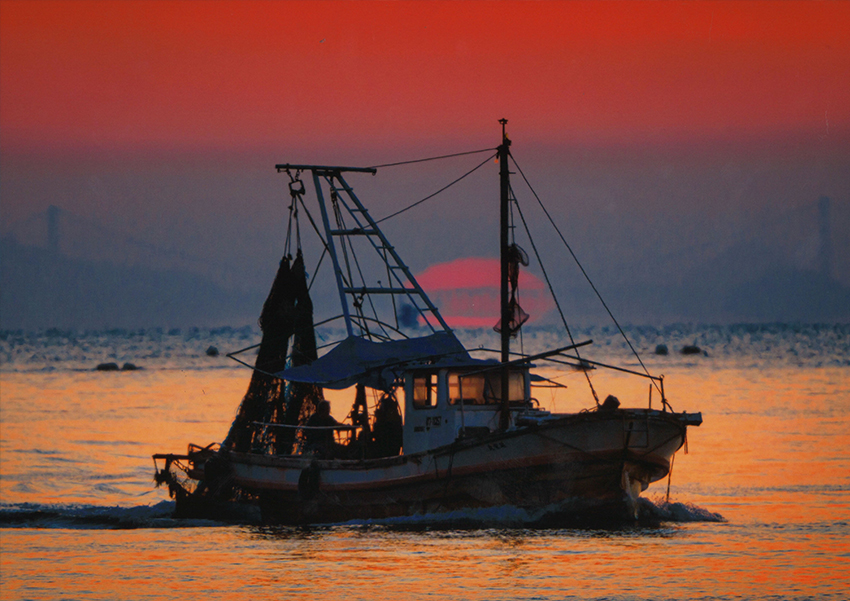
[{"x1": 213, "y1": 409, "x2": 694, "y2": 525}]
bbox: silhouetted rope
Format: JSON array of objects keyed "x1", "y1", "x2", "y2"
[
  {"x1": 511, "y1": 189, "x2": 600, "y2": 405},
  {"x1": 374, "y1": 152, "x2": 497, "y2": 225},
  {"x1": 509, "y1": 154, "x2": 660, "y2": 395},
  {"x1": 368, "y1": 148, "x2": 495, "y2": 169}
]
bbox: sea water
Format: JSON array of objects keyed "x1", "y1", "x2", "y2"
[{"x1": 1, "y1": 324, "x2": 848, "y2": 600}]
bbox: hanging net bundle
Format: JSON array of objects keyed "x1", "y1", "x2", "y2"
[{"x1": 222, "y1": 250, "x2": 323, "y2": 455}]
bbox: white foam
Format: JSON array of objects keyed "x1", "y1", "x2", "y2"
[
  {"x1": 639, "y1": 497, "x2": 726, "y2": 522},
  {"x1": 0, "y1": 500, "x2": 210, "y2": 529}
]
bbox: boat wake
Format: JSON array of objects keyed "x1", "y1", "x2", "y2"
[
  {"x1": 1, "y1": 497, "x2": 724, "y2": 530},
  {"x1": 638, "y1": 497, "x2": 726, "y2": 523},
  {"x1": 336, "y1": 498, "x2": 726, "y2": 530},
  {"x1": 0, "y1": 501, "x2": 219, "y2": 529}
]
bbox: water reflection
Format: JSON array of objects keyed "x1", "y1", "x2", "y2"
[{"x1": 2, "y1": 330, "x2": 849, "y2": 599}]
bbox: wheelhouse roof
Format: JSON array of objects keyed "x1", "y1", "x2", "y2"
[{"x1": 274, "y1": 332, "x2": 472, "y2": 391}]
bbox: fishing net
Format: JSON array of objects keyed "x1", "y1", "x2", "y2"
[{"x1": 222, "y1": 250, "x2": 323, "y2": 454}]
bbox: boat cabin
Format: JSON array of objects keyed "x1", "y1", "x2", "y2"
[{"x1": 401, "y1": 362, "x2": 531, "y2": 454}]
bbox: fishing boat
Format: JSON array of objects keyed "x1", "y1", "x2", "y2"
[{"x1": 153, "y1": 121, "x2": 701, "y2": 525}]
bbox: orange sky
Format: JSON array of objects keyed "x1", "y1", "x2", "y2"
[{"x1": 2, "y1": 0, "x2": 849, "y2": 155}]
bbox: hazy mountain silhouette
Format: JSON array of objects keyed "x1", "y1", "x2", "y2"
[
  {"x1": 2, "y1": 194, "x2": 847, "y2": 331},
  {"x1": 0, "y1": 236, "x2": 262, "y2": 330}
]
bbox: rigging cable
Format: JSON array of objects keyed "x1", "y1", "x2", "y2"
[
  {"x1": 368, "y1": 147, "x2": 495, "y2": 169},
  {"x1": 285, "y1": 169, "x2": 332, "y2": 291},
  {"x1": 374, "y1": 152, "x2": 497, "y2": 225},
  {"x1": 284, "y1": 170, "x2": 307, "y2": 256},
  {"x1": 509, "y1": 155, "x2": 661, "y2": 396},
  {"x1": 284, "y1": 195, "x2": 298, "y2": 258},
  {"x1": 511, "y1": 187, "x2": 600, "y2": 406},
  {"x1": 330, "y1": 182, "x2": 393, "y2": 341},
  {"x1": 293, "y1": 193, "x2": 330, "y2": 293},
  {"x1": 329, "y1": 186, "x2": 365, "y2": 334}
]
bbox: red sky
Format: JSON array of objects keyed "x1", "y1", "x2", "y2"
[
  {"x1": 1, "y1": 1, "x2": 849, "y2": 326},
  {"x1": 2, "y1": 0, "x2": 849, "y2": 155}
]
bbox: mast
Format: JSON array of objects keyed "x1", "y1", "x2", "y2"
[{"x1": 498, "y1": 119, "x2": 512, "y2": 431}]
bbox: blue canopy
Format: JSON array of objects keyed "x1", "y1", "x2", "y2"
[{"x1": 275, "y1": 332, "x2": 470, "y2": 391}]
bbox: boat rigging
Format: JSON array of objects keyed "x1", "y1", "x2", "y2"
[{"x1": 153, "y1": 121, "x2": 701, "y2": 526}]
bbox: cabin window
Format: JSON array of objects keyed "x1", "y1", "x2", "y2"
[
  {"x1": 448, "y1": 373, "x2": 486, "y2": 405},
  {"x1": 448, "y1": 370, "x2": 525, "y2": 405},
  {"x1": 483, "y1": 371, "x2": 526, "y2": 403},
  {"x1": 413, "y1": 373, "x2": 437, "y2": 409}
]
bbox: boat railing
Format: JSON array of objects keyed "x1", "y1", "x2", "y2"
[
  {"x1": 251, "y1": 421, "x2": 358, "y2": 433},
  {"x1": 473, "y1": 344, "x2": 673, "y2": 412},
  {"x1": 252, "y1": 421, "x2": 359, "y2": 448},
  {"x1": 251, "y1": 421, "x2": 366, "y2": 459}
]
